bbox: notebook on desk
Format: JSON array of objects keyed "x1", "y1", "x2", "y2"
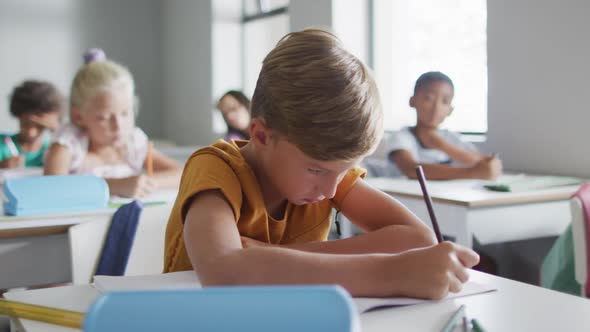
[
  {"x1": 484, "y1": 175, "x2": 584, "y2": 192},
  {"x1": 93, "y1": 271, "x2": 496, "y2": 313}
]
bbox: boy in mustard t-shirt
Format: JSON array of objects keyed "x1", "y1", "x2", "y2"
[{"x1": 164, "y1": 29, "x2": 479, "y2": 299}]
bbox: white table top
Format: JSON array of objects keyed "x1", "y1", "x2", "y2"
[
  {"x1": 6, "y1": 270, "x2": 590, "y2": 332},
  {"x1": 366, "y1": 176, "x2": 581, "y2": 207}
]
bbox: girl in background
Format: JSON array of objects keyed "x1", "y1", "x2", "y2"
[{"x1": 44, "y1": 49, "x2": 181, "y2": 198}]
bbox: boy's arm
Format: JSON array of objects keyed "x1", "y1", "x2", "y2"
[
  {"x1": 391, "y1": 150, "x2": 500, "y2": 180},
  {"x1": 184, "y1": 189, "x2": 479, "y2": 299},
  {"x1": 416, "y1": 130, "x2": 482, "y2": 165},
  {"x1": 253, "y1": 179, "x2": 437, "y2": 254}
]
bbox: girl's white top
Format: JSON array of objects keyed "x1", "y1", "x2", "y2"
[{"x1": 50, "y1": 123, "x2": 148, "y2": 178}]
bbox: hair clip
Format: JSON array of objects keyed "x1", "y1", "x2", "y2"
[{"x1": 83, "y1": 48, "x2": 107, "y2": 64}]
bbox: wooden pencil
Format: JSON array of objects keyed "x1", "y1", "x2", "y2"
[
  {"x1": 415, "y1": 165, "x2": 444, "y2": 243},
  {"x1": 146, "y1": 141, "x2": 154, "y2": 177},
  {"x1": 0, "y1": 298, "x2": 84, "y2": 328}
]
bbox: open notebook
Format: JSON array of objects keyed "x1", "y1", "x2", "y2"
[{"x1": 93, "y1": 271, "x2": 496, "y2": 313}]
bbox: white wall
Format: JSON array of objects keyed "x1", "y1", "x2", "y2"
[
  {"x1": 162, "y1": 0, "x2": 216, "y2": 145},
  {"x1": 485, "y1": 0, "x2": 590, "y2": 177},
  {"x1": 290, "y1": 0, "x2": 369, "y2": 64},
  {"x1": 0, "y1": 0, "x2": 163, "y2": 137},
  {"x1": 0, "y1": 0, "x2": 80, "y2": 133}
]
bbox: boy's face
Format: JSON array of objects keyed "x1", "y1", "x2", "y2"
[
  {"x1": 410, "y1": 81, "x2": 454, "y2": 129},
  {"x1": 78, "y1": 87, "x2": 134, "y2": 148},
  {"x1": 252, "y1": 120, "x2": 360, "y2": 205},
  {"x1": 18, "y1": 112, "x2": 60, "y2": 143}
]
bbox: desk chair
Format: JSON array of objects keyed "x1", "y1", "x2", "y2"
[
  {"x1": 572, "y1": 184, "x2": 590, "y2": 297},
  {"x1": 541, "y1": 183, "x2": 590, "y2": 297},
  {"x1": 95, "y1": 201, "x2": 143, "y2": 276},
  {"x1": 83, "y1": 286, "x2": 359, "y2": 332}
]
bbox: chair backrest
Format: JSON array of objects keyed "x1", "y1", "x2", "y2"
[
  {"x1": 83, "y1": 286, "x2": 360, "y2": 332},
  {"x1": 95, "y1": 201, "x2": 143, "y2": 276},
  {"x1": 572, "y1": 183, "x2": 590, "y2": 297}
]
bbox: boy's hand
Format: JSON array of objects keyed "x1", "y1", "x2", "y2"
[
  {"x1": 109, "y1": 175, "x2": 158, "y2": 198},
  {"x1": 0, "y1": 155, "x2": 25, "y2": 168},
  {"x1": 388, "y1": 242, "x2": 480, "y2": 300},
  {"x1": 470, "y1": 155, "x2": 502, "y2": 180},
  {"x1": 240, "y1": 236, "x2": 274, "y2": 249}
]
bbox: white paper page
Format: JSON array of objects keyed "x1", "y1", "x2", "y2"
[
  {"x1": 0, "y1": 167, "x2": 43, "y2": 184},
  {"x1": 93, "y1": 271, "x2": 200, "y2": 293},
  {"x1": 109, "y1": 189, "x2": 178, "y2": 206},
  {"x1": 353, "y1": 280, "x2": 496, "y2": 313}
]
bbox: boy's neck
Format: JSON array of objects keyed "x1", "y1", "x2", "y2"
[{"x1": 240, "y1": 142, "x2": 288, "y2": 219}]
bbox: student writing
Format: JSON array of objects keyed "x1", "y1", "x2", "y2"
[{"x1": 164, "y1": 30, "x2": 479, "y2": 299}]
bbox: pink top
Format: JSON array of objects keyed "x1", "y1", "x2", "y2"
[{"x1": 50, "y1": 123, "x2": 148, "y2": 178}]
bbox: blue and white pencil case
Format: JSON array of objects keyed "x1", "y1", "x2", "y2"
[{"x1": 2, "y1": 175, "x2": 109, "y2": 216}]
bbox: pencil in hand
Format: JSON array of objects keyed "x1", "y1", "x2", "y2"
[
  {"x1": 415, "y1": 165, "x2": 444, "y2": 243},
  {"x1": 146, "y1": 141, "x2": 154, "y2": 177}
]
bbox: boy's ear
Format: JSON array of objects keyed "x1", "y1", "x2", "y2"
[
  {"x1": 409, "y1": 96, "x2": 416, "y2": 108},
  {"x1": 249, "y1": 118, "x2": 270, "y2": 146}
]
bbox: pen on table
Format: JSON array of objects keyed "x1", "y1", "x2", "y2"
[
  {"x1": 146, "y1": 141, "x2": 154, "y2": 177},
  {"x1": 415, "y1": 165, "x2": 443, "y2": 243},
  {"x1": 0, "y1": 298, "x2": 84, "y2": 328},
  {"x1": 4, "y1": 136, "x2": 19, "y2": 157},
  {"x1": 440, "y1": 304, "x2": 466, "y2": 332}
]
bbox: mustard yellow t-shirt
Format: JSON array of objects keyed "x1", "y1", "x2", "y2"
[{"x1": 164, "y1": 140, "x2": 365, "y2": 272}]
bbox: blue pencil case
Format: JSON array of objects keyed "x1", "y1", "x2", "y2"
[
  {"x1": 84, "y1": 285, "x2": 359, "y2": 332},
  {"x1": 2, "y1": 175, "x2": 109, "y2": 216}
]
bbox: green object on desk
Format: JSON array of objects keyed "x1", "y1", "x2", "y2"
[
  {"x1": 471, "y1": 318, "x2": 486, "y2": 332},
  {"x1": 440, "y1": 305, "x2": 466, "y2": 332},
  {"x1": 484, "y1": 176, "x2": 583, "y2": 192}
]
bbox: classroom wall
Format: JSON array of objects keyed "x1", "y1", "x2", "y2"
[
  {"x1": 0, "y1": 0, "x2": 163, "y2": 137},
  {"x1": 290, "y1": 0, "x2": 369, "y2": 65},
  {"x1": 161, "y1": 0, "x2": 216, "y2": 146},
  {"x1": 486, "y1": 0, "x2": 590, "y2": 177}
]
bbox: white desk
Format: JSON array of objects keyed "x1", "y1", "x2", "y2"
[
  {"x1": 5, "y1": 270, "x2": 590, "y2": 332},
  {"x1": 0, "y1": 191, "x2": 177, "y2": 289},
  {"x1": 366, "y1": 177, "x2": 580, "y2": 247},
  {"x1": 0, "y1": 210, "x2": 115, "y2": 289}
]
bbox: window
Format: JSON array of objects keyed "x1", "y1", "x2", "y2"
[
  {"x1": 242, "y1": 0, "x2": 289, "y2": 96},
  {"x1": 372, "y1": 0, "x2": 487, "y2": 133}
]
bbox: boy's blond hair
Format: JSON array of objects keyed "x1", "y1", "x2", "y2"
[
  {"x1": 70, "y1": 50, "x2": 137, "y2": 120},
  {"x1": 251, "y1": 29, "x2": 383, "y2": 161}
]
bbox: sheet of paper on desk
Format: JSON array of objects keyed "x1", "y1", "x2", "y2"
[
  {"x1": 0, "y1": 167, "x2": 43, "y2": 184},
  {"x1": 109, "y1": 189, "x2": 178, "y2": 207},
  {"x1": 93, "y1": 271, "x2": 201, "y2": 293},
  {"x1": 353, "y1": 280, "x2": 496, "y2": 313}
]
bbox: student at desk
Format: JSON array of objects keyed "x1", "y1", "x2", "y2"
[
  {"x1": 44, "y1": 48, "x2": 182, "y2": 198},
  {"x1": 164, "y1": 29, "x2": 480, "y2": 299},
  {"x1": 382, "y1": 71, "x2": 503, "y2": 180},
  {"x1": 0, "y1": 80, "x2": 63, "y2": 168}
]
